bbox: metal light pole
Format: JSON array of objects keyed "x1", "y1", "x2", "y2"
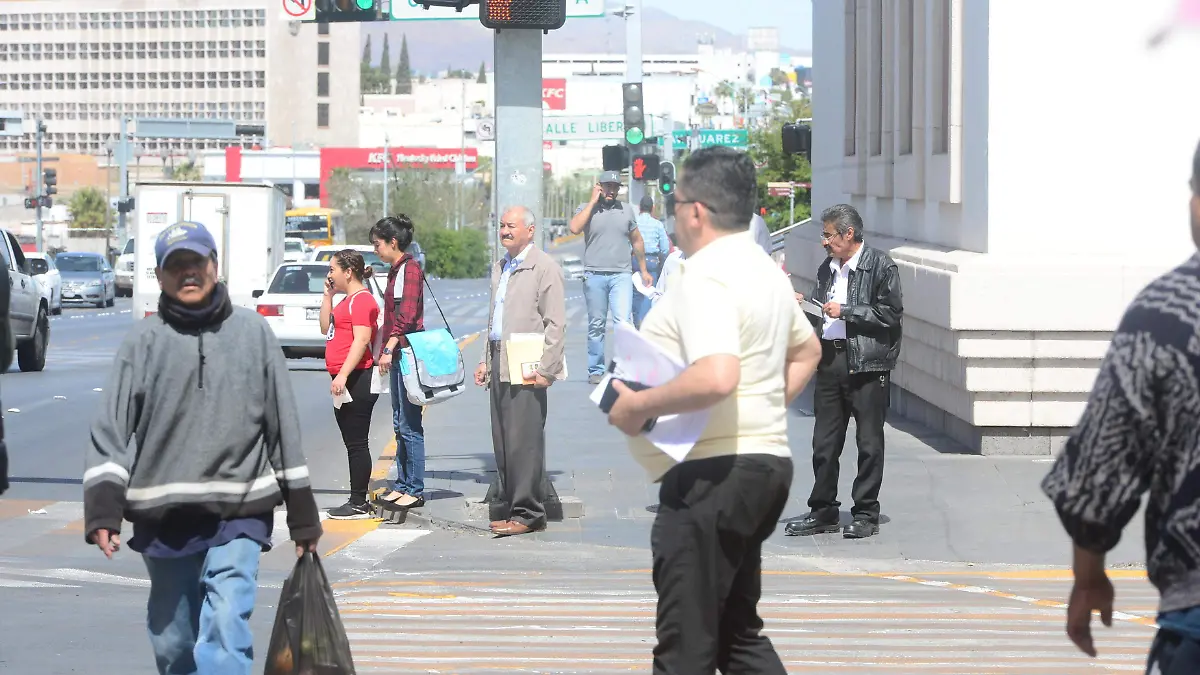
[
  {"x1": 382, "y1": 133, "x2": 389, "y2": 219},
  {"x1": 492, "y1": 29, "x2": 544, "y2": 251},
  {"x1": 34, "y1": 116, "x2": 44, "y2": 252},
  {"x1": 620, "y1": 0, "x2": 644, "y2": 208},
  {"x1": 116, "y1": 116, "x2": 130, "y2": 245}
]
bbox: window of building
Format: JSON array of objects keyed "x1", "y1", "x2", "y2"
[
  {"x1": 318, "y1": 41, "x2": 329, "y2": 66},
  {"x1": 869, "y1": 0, "x2": 883, "y2": 157},
  {"x1": 898, "y1": 0, "x2": 914, "y2": 156},
  {"x1": 318, "y1": 22, "x2": 329, "y2": 35},
  {"x1": 317, "y1": 103, "x2": 330, "y2": 128},
  {"x1": 932, "y1": 0, "x2": 951, "y2": 155},
  {"x1": 317, "y1": 72, "x2": 329, "y2": 97}
]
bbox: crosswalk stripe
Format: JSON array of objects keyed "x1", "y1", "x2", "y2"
[
  {"x1": 332, "y1": 571, "x2": 1156, "y2": 674},
  {"x1": 0, "y1": 499, "x2": 428, "y2": 586}
]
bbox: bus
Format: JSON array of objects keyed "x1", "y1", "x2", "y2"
[{"x1": 284, "y1": 207, "x2": 345, "y2": 248}]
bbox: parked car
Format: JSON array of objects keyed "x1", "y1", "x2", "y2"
[
  {"x1": 25, "y1": 252, "x2": 63, "y2": 316},
  {"x1": 114, "y1": 238, "x2": 135, "y2": 296},
  {"x1": 560, "y1": 255, "x2": 584, "y2": 280},
  {"x1": 2, "y1": 229, "x2": 49, "y2": 372},
  {"x1": 56, "y1": 252, "x2": 117, "y2": 308},
  {"x1": 310, "y1": 245, "x2": 389, "y2": 276},
  {"x1": 406, "y1": 241, "x2": 426, "y2": 271},
  {"x1": 254, "y1": 262, "x2": 384, "y2": 359}
]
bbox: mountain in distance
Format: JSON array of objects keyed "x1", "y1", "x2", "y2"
[{"x1": 361, "y1": 7, "x2": 809, "y2": 75}]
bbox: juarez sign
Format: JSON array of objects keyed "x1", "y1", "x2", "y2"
[{"x1": 665, "y1": 129, "x2": 749, "y2": 150}]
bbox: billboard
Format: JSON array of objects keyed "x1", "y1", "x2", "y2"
[
  {"x1": 542, "y1": 79, "x2": 567, "y2": 111},
  {"x1": 318, "y1": 146, "x2": 480, "y2": 205}
]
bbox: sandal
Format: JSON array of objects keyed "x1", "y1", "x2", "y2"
[
  {"x1": 395, "y1": 495, "x2": 425, "y2": 509},
  {"x1": 378, "y1": 490, "x2": 406, "y2": 503}
]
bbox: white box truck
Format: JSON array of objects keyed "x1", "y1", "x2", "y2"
[{"x1": 131, "y1": 181, "x2": 287, "y2": 319}]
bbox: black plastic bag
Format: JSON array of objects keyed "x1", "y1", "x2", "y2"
[{"x1": 264, "y1": 552, "x2": 356, "y2": 675}]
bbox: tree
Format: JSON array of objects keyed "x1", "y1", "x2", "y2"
[
  {"x1": 361, "y1": 35, "x2": 371, "y2": 67},
  {"x1": 67, "y1": 187, "x2": 112, "y2": 233},
  {"x1": 769, "y1": 68, "x2": 791, "y2": 88},
  {"x1": 476, "y1": 61, "x2": 487, "y2": 84},
  {"x1": 379, "y1": 34, "x2": 391, "y2": 78},
  {"x1": 396, "y1": 34, "x2": 413, "y2": 94},
  {"x1": 747, "y1": 97, "x2": 814, "y2": 232},
  {"x1": 172, "y1": 161, "x2": 202, "y2": 181}
]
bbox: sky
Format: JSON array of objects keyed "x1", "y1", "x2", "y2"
[{"x1": 645, "y1": 0, "x2": 813, "y2": 51}]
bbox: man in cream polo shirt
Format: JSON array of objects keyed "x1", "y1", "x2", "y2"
[{"x1": 605, "y1": 147, "x2": 822, "y2": 675}]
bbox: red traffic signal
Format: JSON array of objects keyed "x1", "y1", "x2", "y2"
[
  {"x1": 480, "y1": 0, "x2": 567, "y2": 31},
  {"x1": 632, "y1": 154, "x2": 660, "y2": 181}
]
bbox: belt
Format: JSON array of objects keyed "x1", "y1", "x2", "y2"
[{"x1": 822, "y1": 338, "x2": 847, "y2": 350}]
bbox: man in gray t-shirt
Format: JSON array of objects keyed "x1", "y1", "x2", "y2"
[{"x1": 568, "y1": 170, "x2": 653, "y2": 383}]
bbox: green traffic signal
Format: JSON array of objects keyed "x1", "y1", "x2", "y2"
[
  {"x1": 625, "y1": 127, "x2": 645, "y2": 145},
  {"x1": 355, "y1": 0, "x2": 373, "y2": 8}
]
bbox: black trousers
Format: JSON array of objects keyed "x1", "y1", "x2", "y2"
[
  {"x1": 807, "y1": 342, "x2": 888, "y2": 521},
  {"x1": 332, "y1": 368, "x2": 378, "y2": 503},
  {"x1": 489, "y1": 344, "x2": 548, "y2": 527},
  {"x1": 651, "y1": 454, "x2": 793, "y2": 675}
]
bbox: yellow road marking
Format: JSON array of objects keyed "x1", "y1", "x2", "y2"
[
  {"x1": 320, "y1": 517, "x2": 385, "y2": 557},
  {"x1": 613, "y1": 568, "x2": 1150, "y2": 581},
  {"x1": 550, "y1": 232, "x2": 582, "y2": 246}
]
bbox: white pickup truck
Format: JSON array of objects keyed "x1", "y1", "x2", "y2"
[{"x1": 2, "y1": 229, "x2": 49, "y2": 372}]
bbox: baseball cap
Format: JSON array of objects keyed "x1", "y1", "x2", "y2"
[
  {"x1": 155, "y1": 220, "x2": 217, "y2": 266},
  {"x1": 599, "y1": 170, "x2": 622, "y2": 184}
]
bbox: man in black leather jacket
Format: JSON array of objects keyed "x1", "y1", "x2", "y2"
[
  {"x1": 785, "y1": 204, "x2": 903, "y2": 539},
  {"x1": 1, "y1": 260, "x2": 11, "y2": 495}
]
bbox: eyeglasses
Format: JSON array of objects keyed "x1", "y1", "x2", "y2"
[
  {"x1": 820, "y1": 231, "x2": 841, "y2": 241},
  {"x1": 675, "y1": 198, "x2": 719, "y2": 214}
]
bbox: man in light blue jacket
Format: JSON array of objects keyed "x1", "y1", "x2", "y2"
[{"x1": 632, "y1": 195, "x2": 670, "y2": 327}]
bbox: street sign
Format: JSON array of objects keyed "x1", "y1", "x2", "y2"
[
  {"x1": 664, "y1": 129, "x2": 748, "y2": 151},
  {"x1": 544, "y1": 115, "x2": 658, "y2": 142},
  {"x1": 767, "y1": 182, "x2": 793, "y2": 197},
  {"x1": 476, "y1": 118, "x2": 495, "y2": 141},
  {"x1": 392, "y1": 0, "x2": 602, "y2": 20},
  {"x1": 280, "y1": 0, "x2": 315, "y2": 21}
]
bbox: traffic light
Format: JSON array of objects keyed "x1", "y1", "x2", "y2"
[
  {"x1": 622, "y1": 83, "x2": 645, "y2": 146},
  {"x1": 632, "y1": 154, "x2": 660, "y2": 181},
  {"x1": 480, "y1": 0, "x2": 567, "y2": 30},
  {"x1": 659, "y1": 161, "x2": 676, "y2": 196},
  {"x1": 602, "y1": 145, "x2": 629, "y2": 172},
  {"x1": 43, "y1": 168, "x2": 57, "y2": 196},
  {"x1": 23, "y1": 197, "x2": 36, "y2": 210},
  {"x1": 782, "y1": 123, "x2": 812, "y2": 158},
  {"x1": 664, "y1": 193, "x2": 676, "y2": 218},
  {"x1": 316, "y1": 0, "x2": 380, "y2": 23},
  {"x1": 117, "y1": 197, "x2": 135, "y2": 214}
]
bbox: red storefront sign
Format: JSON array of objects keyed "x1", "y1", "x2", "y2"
[
  {"x1": 319, "y1": 147, "x2": 479, "y2": 205},
  {"x1": 542, "y1": 78, "x2": 567, "y2": 110}
]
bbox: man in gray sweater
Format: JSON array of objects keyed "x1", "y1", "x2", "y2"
[{"x1": 83, "y1": 221, "x2": 322, "y2": 675}]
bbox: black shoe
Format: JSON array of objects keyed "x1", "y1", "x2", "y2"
[
  {"x1": 327, "y1": 500, "x2": 373, "y2": 520},
  {"x1": 843, "y1": 519, "x2": 879, "y2": 539},
  {"x1": 784, "y1": 512, "x2": 840, "y2": 536}
]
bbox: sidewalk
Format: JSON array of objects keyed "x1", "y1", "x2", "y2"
[{"x1": 385, "y1": 336, "x2": 1146, "y2": 568}]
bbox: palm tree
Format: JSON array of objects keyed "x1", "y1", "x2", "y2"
[
  {"x1": 714, "y1": 80, "x2": 736, "y2": 115},
  {"x1": 172, "y1": 161, "x2": 202, "y2": 181}
]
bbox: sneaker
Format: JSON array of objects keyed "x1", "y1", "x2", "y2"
[
  {"x1": 327, "y1": 500, "x2": 372, "y2": 520},
  {"x1": 588, "y1": 373, "x2": 604, "y2": 385}
]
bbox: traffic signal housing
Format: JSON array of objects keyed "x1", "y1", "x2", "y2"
[
  {"x1": 480, "y1": 0, "x2": 567, "y2": 30},
  {"x1": 43, "y1": 168, "x2": 57, "y2": 196},
  {"x1": 632, "y1": 154, "x2": 660, "y2": 181},
  {"x1": 602, "y1": 145, "x2": 629, "y2": 172},
  {"x1": 659, "y1": 161, "x2": 676, "y2": 196},
  {"x1": 316, "y1": 0, "x2": 380, "y2": 23},
  {"x1": 782, "y1": 123, "x2": 812, "y2": 158},
  {"x1": 622, "y1": 83, "x2": 645, "y2": 146}
]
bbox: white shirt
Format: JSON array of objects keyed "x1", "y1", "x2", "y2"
[
  {"x1": 748, "y1": 214, "x2": 771, "y2": 255},
  {"x1": 820, "y1": 244, "x2": 864, "y2": 340},
  {"x1": 489, "y1": 244, "x2": 532, "y2": 341},
  {"x1": 631, "y1": 234, "x2": 815, "y2": 482}
]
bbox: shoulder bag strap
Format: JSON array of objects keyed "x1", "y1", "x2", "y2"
[{"x1": 416, "y1": 266, "x2": 455, "y2": 341}]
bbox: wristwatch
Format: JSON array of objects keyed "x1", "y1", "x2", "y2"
[{"x1": 382, "y1": 347, "x2": 393, "y2": 355}]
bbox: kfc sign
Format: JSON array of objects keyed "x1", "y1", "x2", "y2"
[{"x1": 542, "y1": 78, "x2": 567, "y2": 111}]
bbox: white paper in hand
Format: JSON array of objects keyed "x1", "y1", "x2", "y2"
[
  {"x1": 332, "y1": 389, "x2": 354, "y2": 409},
  {"x1": 591, "y1": 322, "x2": 711, "y2": 463},
  {"x1": 631, "y1": 271, "x2": 660, "y2": 300}
]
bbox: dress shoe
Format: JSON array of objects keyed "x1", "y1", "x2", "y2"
[
  {"x1": 843, "y1": 519, "x2": 879, "y2": 539},
  {"x1": 489, "y1": 520, "x2": 508, "y2": 530},
  {"x1": 784, "y1": 512, "x2": 841, "y2": 536},
  {"x1": 394, "y1": 494, "x2": 425, "y2": 509},
  {"x1": 491, "y1": 520, "x2": 546, "y2": 537}
]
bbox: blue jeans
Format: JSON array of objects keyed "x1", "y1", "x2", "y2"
[
  {"x1": 390, "y1": 364, "x2": 426, "y2": 497},
  {"x1": 583, "y1": 271, "x2": 634, "y2": 376},
  {"x1": 143, "y1": 537, "x2": 261, "y2": 675},
  {"x1": 632, "y1": 257, "x2": 664, "y2": 328}
]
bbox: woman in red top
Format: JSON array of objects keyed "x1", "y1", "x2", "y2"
[{"x1": 319, "y1": 249, "x2": 380, "y2": 519}]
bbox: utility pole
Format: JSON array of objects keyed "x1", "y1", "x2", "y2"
[
  {"x1": 493, "y1": 29, "x2": 544, "y2": 251},
  {"x1": 623, "y1": 0, "x2": 644, "y2": 208},
  {"x1": 34, "y1": 117, "x2": 44, "y2": 252},
  {"x1": 382, "y1": 133, "x2": 389, "y2": 219},
  {"x1": 458, "y1": 77, "x2": 467, "y2": 232},
  {"x1": 116, "y1": 116, "x2": 129, "y2": 245}
]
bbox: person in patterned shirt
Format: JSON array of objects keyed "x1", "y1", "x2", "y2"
[{"x1": 1042, "y1": 139, "x2": 1200, "y2": 672}]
